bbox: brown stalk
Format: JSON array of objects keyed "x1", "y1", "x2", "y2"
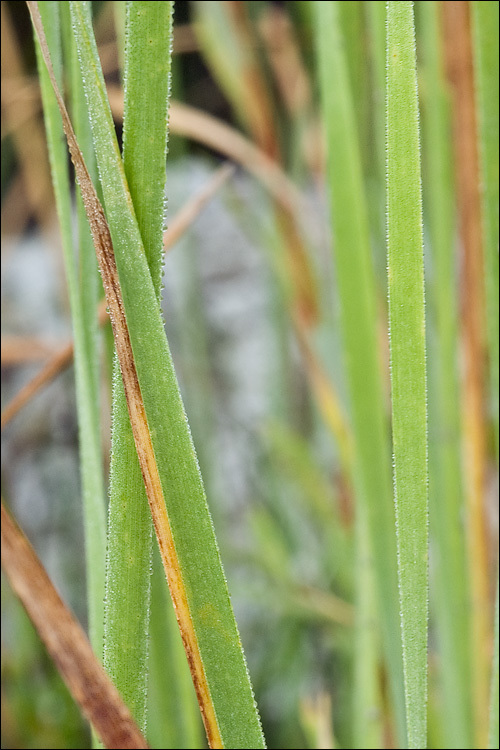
[
  {"x1": 1, "y1": 163, "x2": 234, "y2": 430},
  {"x1": 162, "y1": 161, "x2": 235, "y2": 247},
  {"x1": 441, "y1": 3, "x2": 491, "y2": 746},
  {"x1": 1, "y1": 320, "x2": 102, "y2": 431},
  {"x1": 1, "y1": 336, "x2": 62, "y2": 365},
  {"x1": 1, "y1": 502, "x2": 149, "y2": 750},
  {"x1": 27, "y1": 3, "x2": 222, "y2": 745}
]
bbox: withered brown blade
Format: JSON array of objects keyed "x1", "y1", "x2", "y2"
[{"x1": 1, "y1": 501, "x2": 149, "y2": 750}]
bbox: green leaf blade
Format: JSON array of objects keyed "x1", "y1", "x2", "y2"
[
  {"x1": 103, "y1": 1, "x2": 173, "y2": 734},
  {"x1": 386, "y1": 2, "x2": 428, "y2": 747},
  {"x1": 314, "y1": 1, "x2": 406, "y2": 745},
  {"x1": 68, "y1": 2, "x2": 265, "y2": 746},
  {"x1": 419, "y1": 2, "x2": 472, "y2": 745},
  {"x1": 34, "y1": 0, "x2": 106, "y2": 661}
]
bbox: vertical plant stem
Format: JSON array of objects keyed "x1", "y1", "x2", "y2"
[
  {"x1": 315, "y1": 2, "x2": 406, "y2": 746},
  {"x1": 103, "y1": 0, "x2": 172, "y2": 734},
  {"x1": 61, "y1": 0, "x2": 103, "y2": 362},
  {"x1": 386, "y1": 3, "x2": 428, "y2": 748},
  {"x1": 34, "y1": 0, "x2": 106, "y2": 660},
  {"x1": 418, "y1": 2, "x2": 472, "y2": 746}
]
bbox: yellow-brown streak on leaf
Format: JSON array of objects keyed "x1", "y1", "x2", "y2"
[
  {"x1": 27, "y1": 3, "x2": 222, "y2": 747},
  {"x1": 1, "y1": 502, "x2": 149, "y2": 750}
]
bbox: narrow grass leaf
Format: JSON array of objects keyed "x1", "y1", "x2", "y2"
[
  {"x1": 418, "y1": 3, "x2": 472, "y2": 746},
  {"x1": 337, "y1": 1, "x2": 369, "y2": 166},
  {"x1": 314, "y1": 2, "x2": 405, "y2": 745},
  {"x1": 33, "y1": 0, "x2": 106, "y2": 660},
  {"x1": 103, "y1": 1, "x2": 173, "y2": 734},
  {"x1": 30, "y1": 2, "x2": 265, "y2": 746},
  {"x1": 62, "y1": 0, "x2": 102, "y2": 432},
  {"x1": 386, "y1": 3, "x2": 428, "y2": 747}
]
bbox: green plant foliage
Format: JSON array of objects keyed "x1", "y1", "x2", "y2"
[
  {"x1": 386, "y1": 3, "x2": 428, "y2": 747},
  {"x1": 102, "y1": 1, "x2": 173, "y2": 735},
  {"x1": 3, "y1": 2, "x2": 498, "y2": 748},
  {"x1": 68, "y1": 1, "x2": 265, "y2": 746},
  {"x1": 34, "y1": 0, "x2": 106, "y2": 661},
  {"x1": 315, "y1": 1, "x2": 405, "y2": 745},
  {"x1": 418, "y1": 3, "x2": 472, "y2": 746}
]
